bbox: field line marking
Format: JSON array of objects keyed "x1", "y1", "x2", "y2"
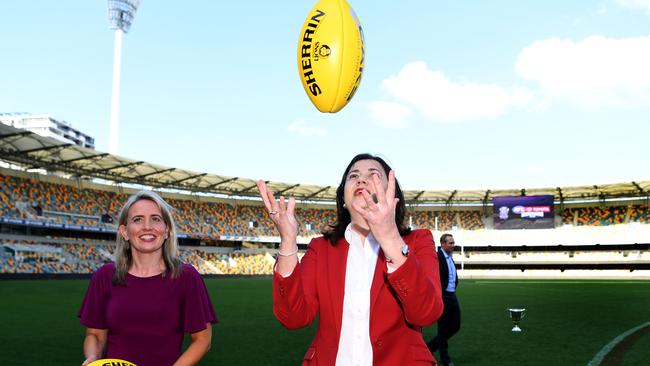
[{"x1": 586, "y1": 321, "x2": 650, "y2": 366}]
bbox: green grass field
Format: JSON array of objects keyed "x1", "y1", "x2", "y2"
[{"x1": 0, "y1": 278, "x2": 648, "y2": 365}]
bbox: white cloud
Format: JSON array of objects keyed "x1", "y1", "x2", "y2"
[
  {"x1": 516, "y1": 35, "x2": 650, "y2": 108},
  {"x1": 617, "y1": 0, "x2": 650, "y2": 14},
  {"x1": 367, "y1": 101, "x2": 412, "y2": 129},
  {"x1": 287, "y1": 120, "x2": 326, "y2": 137},
  {"x1": 373, "y1": 35, "x2": 650, "y2": 124},
  {"x1": 377, "y1": 62, "x2": 532, "y2": 123}
]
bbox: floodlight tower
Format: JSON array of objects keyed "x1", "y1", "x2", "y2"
[{"x1": 107, "y1": 0, "x2": 140, "y2": 155}]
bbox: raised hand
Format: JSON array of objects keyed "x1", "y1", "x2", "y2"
[
  {"x1": 350, "y1": 170, "x2": 407, "y2": 268},
  {"x1": 257, "y1": 180, "x2": 300, "y2": 276},
  {"x1": 256, "y1": 180, "x2": 299, "y2": 248},
  {"x1": 350, "y1": 170, "x2": 400, "y2": 241}
]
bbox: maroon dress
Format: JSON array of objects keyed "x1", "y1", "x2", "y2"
[{"x1": 79, "y1": 263, "x2": 218, "y2": 366}]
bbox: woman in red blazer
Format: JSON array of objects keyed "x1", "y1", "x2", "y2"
[{"x1": 257, "y1": 153, "x2": 443, "y2": 365}]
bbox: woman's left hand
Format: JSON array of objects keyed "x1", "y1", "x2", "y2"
[{"x1": 350, "y1": 170, "x2": 402, "y2": 244}]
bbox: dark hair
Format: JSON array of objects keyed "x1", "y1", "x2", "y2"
[
  {"x1": 440, "y1": 233, "x2": 453, "y2": 245},
  {"x1": 323, "y1": 153, "x2": 411, "y2": 245}
]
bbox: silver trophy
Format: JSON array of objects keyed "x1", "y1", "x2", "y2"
[{"x1": 507, "y1": 308, "x2": 526, "y2": 332}]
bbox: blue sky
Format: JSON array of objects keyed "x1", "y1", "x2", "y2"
[{"x1": 1, "y1": 0, "x2": 649, "y2": 191}]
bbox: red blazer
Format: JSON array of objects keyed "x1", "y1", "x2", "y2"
[{"x1": 274, "y1": 229, "x2": 443, "y2": 365}]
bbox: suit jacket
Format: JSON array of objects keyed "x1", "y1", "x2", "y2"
[
  {"x1": 437, "y1": 247, "x2": 458, "y2": 291},
  {"x1": 274, "y1": 229, "x2": 444, "y2": 365}
]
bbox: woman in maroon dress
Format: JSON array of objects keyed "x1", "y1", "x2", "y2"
[{"x1": 79, "y1": 191, "x2": 217, "y2": 366}]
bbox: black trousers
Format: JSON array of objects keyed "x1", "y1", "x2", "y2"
[{"x1": 427, "y1": 291, "x2": 461, "y2": 365}]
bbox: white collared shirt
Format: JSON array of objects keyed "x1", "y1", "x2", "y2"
[
  {"x1": 336, "y1": 224, "x2": 380, "y2": 366},
  {"x1": 442, "y1": 249, "x2": 457, "y2": 292}
]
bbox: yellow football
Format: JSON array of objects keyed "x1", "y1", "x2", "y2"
[
  {"x1": 297, "y1": 0, "x2": 365, "y2": 113},
  {"x1": 87, "y1": 359, "x2": 137, "y2": 366}
]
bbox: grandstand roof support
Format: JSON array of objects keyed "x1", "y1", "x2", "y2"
[
  {"x1": 305, "y1": 186, "x2": 331, "y2": 200},
  {"x1": 556, "y1": 187, "x2": 565, "y2": 212},
  {"x1": 446, "y1": 190, "x2": 457, "y2": 205},
  {"x1": 0, "y1": 130, "x2": 32, "y2": 140},
  {"x1": 276, "y1": 184, "x2": 300, "y2": 196},
  {"x1": 413, "y1": 191, "x2": 425, "y2": 201},
  {"x1": 593, "y1": 185, "x2": 606, "y2": 203},
  {"x1": 482, "y1": 189, "x2": 491, "y2": 205},
  {"x1": 8, "y1": 157, "x2": 88, "y2": 177},
  {"x1": 481, "y1": 189, "x2": 492, "y2": 217},
  {"x1": 0, "y1": 142, "x2": 71, "y2": 171},
  {"x1": 59, "y1": 153, "x2": 110, "y2": 164},
  {"x1": 632, "y1": 181, "x2": 647, "y2": 196},
  {"x1": 16, "y1": 143, "x2": 71, "y2": 155},
  {"x1": 237, "y1": 182, "x2": 261, "y2": 195},
  {"x1": 89, "y1": 160, "x2": 145, "y2": 174},
  {"x1": 205, "y1": 177, "x2": 239, "y2": 190},
  {"x1": 172, "y1": 173, "x2": 207, "y2": 185},
  {"x1": 136, "y1": 167, "x2": 176, "y2": 180}
]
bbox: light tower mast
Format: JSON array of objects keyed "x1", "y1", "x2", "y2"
[{"x1": 107, "y1": 0, "x2": 140, "y2": 155}]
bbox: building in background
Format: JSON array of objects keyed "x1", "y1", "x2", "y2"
[{"x1": 0, "y1": 113, "x2": 95, "y2": 149}]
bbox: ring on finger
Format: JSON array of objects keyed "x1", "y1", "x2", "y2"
[{"x1": 269, "y1": 210, "x2": 279, "y2": 215}]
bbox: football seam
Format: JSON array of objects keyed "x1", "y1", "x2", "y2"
[{"x1": 332, "y1": 0, "x2": 346, "y2": 112}]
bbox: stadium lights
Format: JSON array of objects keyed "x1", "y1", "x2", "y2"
[
  {"x1": 107, "y1": 0, "x2": 141, "y2": 155},
  {"x1": 108, "y1": 0, "x2": 140, "y2": 32}
]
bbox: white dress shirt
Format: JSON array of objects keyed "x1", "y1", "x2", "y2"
[{"x1": 335, "y1": 224, "x2": 380, "y2": 366}]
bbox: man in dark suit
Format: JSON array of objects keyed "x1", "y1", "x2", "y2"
[{"x1": 427, "y1": 233, "x2": 461, "y2": 366}]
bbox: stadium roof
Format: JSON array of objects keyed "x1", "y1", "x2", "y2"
[{"x1": 1, "y1": 123, "x2": 649, "y2": 204}]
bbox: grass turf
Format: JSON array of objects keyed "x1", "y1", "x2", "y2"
[{"x1": 0, "y1": 278, "x2": 648, "y2": 365}]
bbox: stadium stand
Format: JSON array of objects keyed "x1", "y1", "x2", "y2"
[
  {"x1": 0, "y1": 234, "x2": 305, "y2": 276},
  {"x1": 0, "y1": 164, "x2": 649, "y2": 278},
  {"x1": 0, "y1": 172, "x2": 338, "y2": 239},
  {"x1": 562, "y1": 205, "x2": 650, "y2": 226},
  {"x1": 409, "y1": 210, "x2": 485, "y2": 231}
]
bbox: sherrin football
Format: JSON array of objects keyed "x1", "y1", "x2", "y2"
[
  {"x1": 297, "y1": 0, "x2": 365, "y2": 113},
  {"x1": 87, "y1": 359, "x2": 137, "y2": 366}
]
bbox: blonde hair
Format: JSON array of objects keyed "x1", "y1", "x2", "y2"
[{"x1": 113, "y1": 190, "x2": 182, "y2": 285}]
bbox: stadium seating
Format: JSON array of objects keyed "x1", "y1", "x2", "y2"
[
  {"x1": 0, "y1": 173, "x2": 339, "y2": 238},
  {"x1": 409, "y1": 210, "x2": 484, "y2": 231},
  {"x1": 0, "y1": 237, "x2": 294, "y2": 275},
  {"x1": 1, "y1": 171, "x2": 649, "y2": 278},
  {"x1": 1, "y1": 173, "x2": 494, "y2": 239},
  {"x1": 561, "y1": 205, "x2": 649, "y2": 226}
]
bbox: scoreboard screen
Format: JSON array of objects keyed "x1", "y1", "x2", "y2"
[{"x1": 493, "y1": 195, "x2": 555, "y2": 230}]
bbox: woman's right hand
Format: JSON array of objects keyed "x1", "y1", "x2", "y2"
[
  {"x1": 257, "y1": 180, "x2": 300, "y2": 277},
  {"x1": 82, "y1": 355, "x2": 98, "y2": 366},
  {"x1": 256, "y1": 180, "x2": 299, "y2": 247},
  {"x1": 82, "y1": 328, "x2": 106, "y2": 366}
]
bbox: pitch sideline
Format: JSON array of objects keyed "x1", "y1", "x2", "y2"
[{"x1": 586, "y1": 321, "x2": 650, "y2": 366}]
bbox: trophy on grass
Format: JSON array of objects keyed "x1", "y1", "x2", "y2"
[{"x1": 506, "y1": 308, "x2": 526, "y2": 332}]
